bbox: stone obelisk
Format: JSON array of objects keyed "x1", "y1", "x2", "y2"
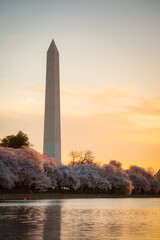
[{"x1": 43, "y1": 40, "x2": 61, "y2": 164}]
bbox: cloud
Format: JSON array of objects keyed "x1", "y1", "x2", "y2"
[
  {"x1": 61, "y1": 85, "x2": 133, "y2": 101},
  {"x1": 127, "y1": 97, "x2": 160, "y2": 116},
  {"x1": 9, "y1": 34, "x2": 23, "y2": 40},
  {"x1": 1, "y1": 83, "x2": 160, "y2": 172},
  {"x1": 61, "y1": 85, "x2": 135, "y2": 115},
  {"x1": 60, "y1": 85, "x2": 160, "y2": 154},
  {"x1": 27, "y1": 82, "x2": 45, "y2": 93},
  {"x1": 61, "y1": 87, "x2": 76, "y2": 97},
  {"x1": 86, "y1": 87, "x2": 132, "y2": 103},
  {"x1": 0, "y1": 78, "x2": 10, "y2": 83},
  {"x1": 125, "y1": 97, "x2": 160, "y2": 131},
  {"x1": 61, "y1": 86, "x2": 160, "y2": 120},
  {"x1": 28, "y1": 83, "x2": 160, "y2": 118},
  {"x1": 0, "y1": 97, "x2": 43, "y2": 116}
]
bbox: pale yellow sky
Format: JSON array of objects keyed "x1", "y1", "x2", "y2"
[{"x1": 0, "y1": 0, "x2": 160, "y2": 172}]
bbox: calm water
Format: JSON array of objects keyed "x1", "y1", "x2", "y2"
[{"x1": 0, "y1": 198, "x2": 160, "y2": 240}]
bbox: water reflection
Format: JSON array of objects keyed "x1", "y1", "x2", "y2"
[
  {"x1": 43, "y1": 202, "x2": 61, "y2": 240},
  {"x1": 0, "y1": 199, "x2": 160, "y2": 240},
  {"x1": 0, "y1": 201, "x2": 61, "y2": 240}
]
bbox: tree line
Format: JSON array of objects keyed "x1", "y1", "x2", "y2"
[{"x1": 0, "y1": 131, "x2": 159, "y2": 195}]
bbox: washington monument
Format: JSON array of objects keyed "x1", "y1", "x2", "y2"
[{"x1": 43, "y1": 40, "x2": 61, "y2": 164}]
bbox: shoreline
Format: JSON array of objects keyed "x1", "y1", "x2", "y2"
[{"x1": 0, "y1": 193, "x2": 160, "y2": 200}]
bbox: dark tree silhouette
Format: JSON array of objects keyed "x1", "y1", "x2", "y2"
[
  {"x1": 68, "y1": 150, "x2": 96, "y2": 166},
  {"x1": 0, "y1": 131, "x2": 31, "y2": 148}
]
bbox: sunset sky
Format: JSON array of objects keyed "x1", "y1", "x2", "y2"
[{"x1": 0, "y1": 0, "x2": 160, "y2": 172}]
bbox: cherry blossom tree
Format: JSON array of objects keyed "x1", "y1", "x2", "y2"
[
  {"x1": 128, "y1": 165, "x2": 160, "y2": 193},
  {"x1": 73, "y1": 164, "x2": 111, "y2": 191},
  {"x1": 103, "y1": 161, "x2": 133, "y2": 195},
  {"x1": 0, "y1": 147, "x2": 159, "y2": 195},
  {"x1": 0, "y1": 147, "x2": 55, "y2": 191},
  {"x1": 128, "y1": 172, "x2": 150, "y2": 193},
  {"x1": 54, "y1": 165, "x2": 80, "y2": 190},
  {"x1": 155, "y1": 170, "x2": 160, "y2": 181}
]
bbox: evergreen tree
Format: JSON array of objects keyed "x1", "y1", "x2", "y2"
[{"x1": 0, "y1": 131, "x2": 31, "y2": 148}]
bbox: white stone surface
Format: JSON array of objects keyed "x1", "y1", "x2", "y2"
[{"x1": 43, "y1": 40, "x2": 61, "y2": 164}]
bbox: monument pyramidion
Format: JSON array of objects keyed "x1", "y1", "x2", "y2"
[{"x1": 43, "y1": 40, "x2": 61, "y2": 164}]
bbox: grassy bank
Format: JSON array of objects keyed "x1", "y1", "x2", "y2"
[{"x1": 0, "y1": 193, "x2": 160, "y2": 200}]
